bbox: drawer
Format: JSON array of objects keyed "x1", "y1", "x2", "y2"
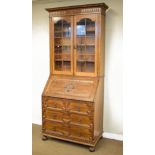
[
  {"x1": 45, "y1": 110, "x2": 63, "y2": 121},
  {"x1": 70, "y1": 113, "x2": 93, "y2": 127},
  {"x1": 44, "y1": 120, "x2": 69, "y2": 136},
  {"x1": 44, "y1": 109, "x2": 71, "y2": 123},
  {"x1": 70, "y1": 125, "x2": 92, "y2": 140},
  {"x1": 46, "y1": 98, "x2": 65, "y2": 111},
  {"x1": 68, "y1": 101, "x2": 93, "y2": 115}
]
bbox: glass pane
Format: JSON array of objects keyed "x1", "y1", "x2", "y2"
[
  {"x1": 76, "y1": 18, "x2": 95, "y2": 73},
  {"x1": 63, "y1": 20, "x2": 71, "y2": 37},
  {"x1": 77, "y1": 19, "x2": 86, "y2": 36},
  {"x1": 55, "y1": 61, "x2": 62, "y2": 71},
  {"x1": 63, "y1": 61, "x2": 71, "y2": 71},
  {"x1": 85, "y1": 62, "x2": 94, "y2": 72},
  {"x1": 77, "y1": 62, "x2": 85, "y2": 72},
  {"x1": 54, "y1": 19, "x2": 71, "y2": 72},
  {"x1": 54, "y1": 20, "x2": 62, "y2": 38},
  {"x1": 86, "y1": 19, "x2": 95, "y2": 36}
]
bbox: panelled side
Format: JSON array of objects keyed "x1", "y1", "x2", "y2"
[
  {"x1": 98, "y1": 14, "x2": 105, "y2": 77},
  {"x1": 93, "y1": 78, "x2": 104, "y2": 139}
]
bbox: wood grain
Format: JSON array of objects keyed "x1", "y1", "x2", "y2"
[{"x1": 42, "y1": 3, "x2": 108, "y2": 151}]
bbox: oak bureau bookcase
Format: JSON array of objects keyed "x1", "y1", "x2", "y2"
[{"x1": 42, "y1": 3, "x2": 108, "y2": 152}]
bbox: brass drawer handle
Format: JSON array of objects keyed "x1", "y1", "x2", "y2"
[
  {"x1": 63, "y1": 119, "x2": 70, "y2": 123},
  {"x1": 62, "y1": 107, "x2": 70, "y2": 113},
  {"x1": 66, "y1": 108, "x2": 70, "y2": 112},
  {"x1": 89, "y1": 123, "x2": 93, "y2": 128},
  {"x1": 53, "y1": 104, "x2": 57, "y2": 108},
  {"x1": 87, "y1": 110, "x2": 91, "y2": 115}
]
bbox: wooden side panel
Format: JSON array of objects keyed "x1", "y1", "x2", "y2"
[
  {"x1": 98, "y1": 14, "x2": 105, "y2": 77},
  {"x1": 93, "y1": 78, "x2": 104, "y2": 138},
  {"x1": 49, "y1": 18, "x2": 52, "y2": 75}
]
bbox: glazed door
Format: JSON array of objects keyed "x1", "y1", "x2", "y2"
[
  {"x1": 51, "y1": 17, "x2": 73, "y2": 75},
  {"x1": 74, "y1": 14, "x2": 98, "y2": 76}
]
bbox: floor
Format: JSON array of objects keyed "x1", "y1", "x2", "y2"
[{"x1": 32, "y1": 124, "x2": 123, "y2": 155}]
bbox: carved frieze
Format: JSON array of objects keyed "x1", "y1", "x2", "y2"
[{"x1": 49, "y1": 8, "x2": 103, "y2": 17}]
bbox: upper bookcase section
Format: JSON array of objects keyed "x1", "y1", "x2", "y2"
[{"x1": 45, "y1": 3, "x2": 109, "y2": 17}]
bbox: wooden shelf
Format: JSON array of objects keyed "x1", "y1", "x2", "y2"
[
  {"x1": 77, "y1": 60, "x2": 95, "y2": 62},
  {"x1": 55, "y1": 36, "x2": 71, "y2": 38},
  {"x1": 77, "y1": 54, "x2": 95, "y2": 56},
  {"x1": 54, "y1": 31, "x2": 62, "y2": 33},
  {"x1": 77, "y1": 44, "x2": 95, "y2": 46},
  {"x1": 86, "y1": 30, "x2": 95, "y2": 32},
  {"x1": 55, "y1": 53, "x2": 70, "y2": 55},
  {"x1": 54, "y1": 37, "x2": 62, "y2": 38},
  {"x1": 55, "y1": 59, "x2": 62, "y2": 61},
  {"x1": 54, "y1": 30, "x2": 70, "y2": 33},
  {"x1": 77, "y1": 60, "x2": 85, "y2": 62},
  {"x1": 55, "y1": 59, "x2": 71, "y2": 61},
  {"x1": 77, "y1": 35, "x2": 95, "y2": 37}
]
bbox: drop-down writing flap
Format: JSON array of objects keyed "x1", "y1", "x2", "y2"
[{"x1": 44, "y1": 76, "x2": 98, "y2": 102}]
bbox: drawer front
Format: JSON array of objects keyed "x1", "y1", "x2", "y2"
[
  {"x1": 44, "y1": 109, "x2": 93, "y2": 128},
  {"x1": 70, "y1": 125, "x2": 93, "y2": 140},
  {"x1": 46, "y1": 98, "x2": 65, "y2": 111},
  {"x1": 70, "y1": 113, "x2": 92, "y2": 127},
  {"x1": 45, "y1": 110, "x2": 63, "y2": 121},
  {"x1": 42, "y1": 97, "x2": 94, "y2": 141},
  {"x1": 43, "y1": 98, "x2": 93, "y2": 115},
  {"x1": 44, "y1": 120, "x2": 69, "y2": 136},
  {"x1": 43, "y1": 97, "x2": 94, "y2": 125},
  {"x1": 43, "y1": 120, "x2": 93, "y2": 140},
  {"x1": 68, "y1": 101, "x2": 93, "y2": 115}
]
